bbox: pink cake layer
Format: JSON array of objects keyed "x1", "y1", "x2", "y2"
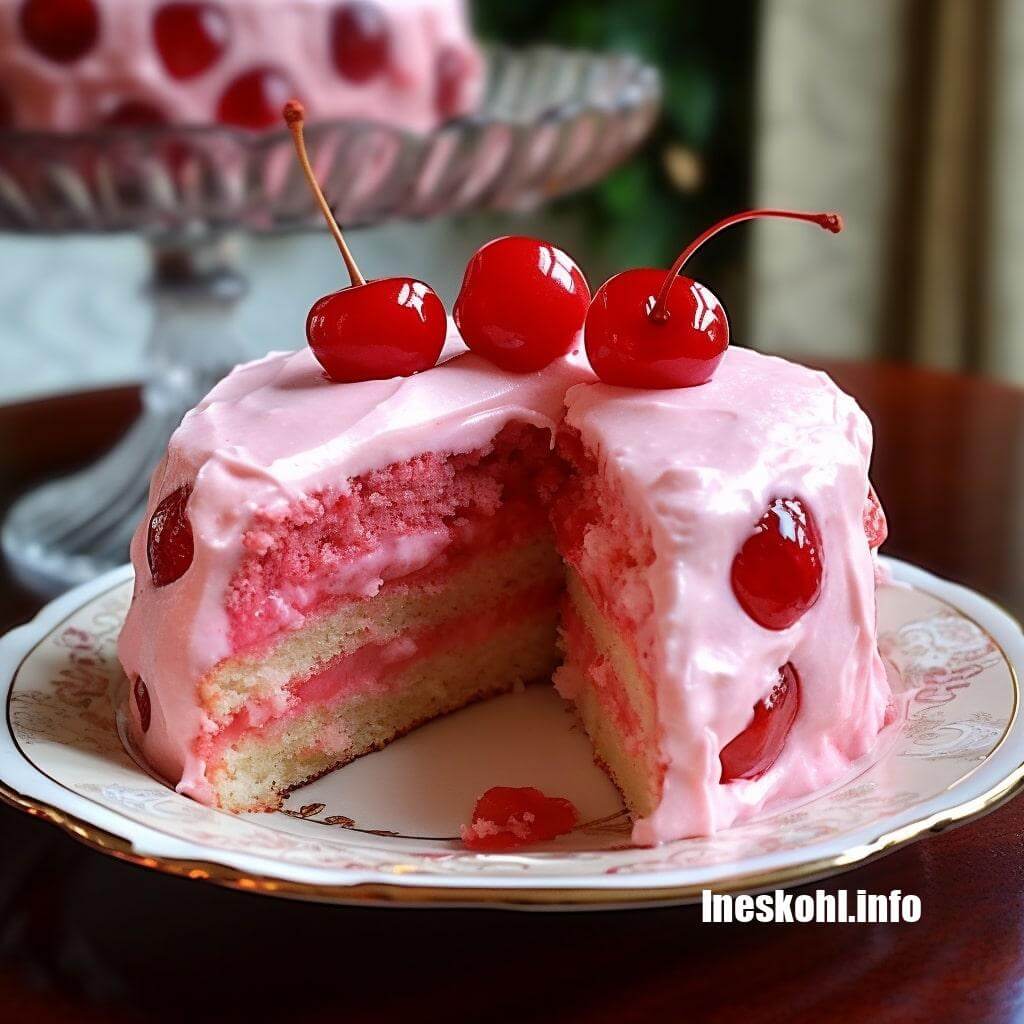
[
  {"x1": 202, "y1": 580, "x2": 562, "y2": 768},
  {"x1": 0, "y1": 0, "x2": 482, "y2": 132},
  {"x1": 227, "y1": 421, "x2": 559, "y2": 653},
  {"x1": 557, "y1": 598, "x2": 647, "y2": 758}
]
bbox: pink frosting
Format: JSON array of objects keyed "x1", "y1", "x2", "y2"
[
  {"x1": 117, "y1": 327, "x2": 593, "y2": 798},
  {"x1": 562, "y1": 346, "x2": 891, "y2": 843},
  {"x1": 0, "y1": 0, "x2": 481, "y2": 132}
]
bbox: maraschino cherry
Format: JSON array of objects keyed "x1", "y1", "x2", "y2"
[
  {"x1": 864, "y1": 484, "x2": 887, "y2": 548},
  {"x1": 20, "y1": 0, "x2": 99, "y2": 64},
  {"x1": 585, "y1": 209, "x2": 843, "y2": 389},
  {"x1": 147, "y1": 484, "x2": 194, "y2": 588},
  {"x1": 284, "y1": 101, "x2": 446, "y2": 382},
  {"x1": 453, "y1": 235, "x2": 590, "y2": 373},
  {"x1": 731, "y1": 497, "x2": 823, "y2": 630},
  {"x1": 154, "y1": 2, "x2": 230, "y2": 81},
  {"x1": 460, "y1": 786, "x2": 579, "y2": 851},
  {"x1": 720, "y1": 663, "x2": 800, "y2": 782},
  {"x1": 134, "y1": 678, "x2": 152, "y2": 733}
]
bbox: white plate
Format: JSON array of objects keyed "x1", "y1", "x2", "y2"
[{"x1": 2, "y1": 558, "x2": 1022, "y2": 910}]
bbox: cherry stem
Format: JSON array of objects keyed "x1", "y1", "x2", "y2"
[
  {"x1": 283, "y1": 100, "x2": 366, "y2": 288},
  {"x1": 649, "y1": 208, "x2": 843, "y2": 323}
]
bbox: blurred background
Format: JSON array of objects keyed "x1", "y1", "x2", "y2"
[{"x1": 4, "y1": 0, "x2": 1021, "y2": 403}]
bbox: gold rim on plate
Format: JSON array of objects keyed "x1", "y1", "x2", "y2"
[{"x1": 2, "y1": 564, "x2": 1024, "y2": 908}]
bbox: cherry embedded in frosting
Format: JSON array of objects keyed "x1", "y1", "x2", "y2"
[
  {"x1": 102, "y1": 99, "x2": 167, "y2": 128},
  {"x1": 218, "y1": 67, "x2": 295, "y2": 130},
  {"x1": 134, "y1": 678, "x2": 152, "y2": 733},
  {"x1": 154, "y1": 2, "x2": 229, "y2": 81},
  {"x1": 435, "y1": 45, "x2": 467, "y2": 119},
  {"x1": 330, "y1": 2, "x2": 390, "y2": 83},
  {"x1": 460, "y1": 786, "x2": 579, "y2": 851},
  {"x1": 453, "y1": 235, "x2": 591, "y2": 373},
  {"x1": 586, "y1": 209, "x2": 842, "y2": 390},
  {"x1": 20, "y1": 0, "x2": 100, "y2": 64},
  {"x1": 864, "y1": 483, "x2": 887, "y2": 549},
  {"x1": 147, "y1": 485, "x2": 194, "y2": 587},
  {"x1": 720, "y1": 663, "x2": 800, "y2": 782},
  {"x1": 731, "y1": 497, "x2": 823, "y2": 630}
]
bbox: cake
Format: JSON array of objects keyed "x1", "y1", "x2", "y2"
[
  {"x1": 0, "y1": 0, "x2": 482, "y2": 132},
  {"x1": 118, "y1": 157, "x2": 893, "y2": 844},
  {"x1": 118, "y1": 331, "x2": 594, "y2": 811},
  {"x1": 118, "y1": 334, "x2": 891, "y2": 841}
]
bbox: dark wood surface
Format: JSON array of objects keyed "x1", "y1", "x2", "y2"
[{"x1": 1, "y1": 362, "x2": 1023, "y2": 1024}]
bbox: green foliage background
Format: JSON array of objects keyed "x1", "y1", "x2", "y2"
[{"x1": 474, "y1": 1, "x2": 756, "y2": 310}]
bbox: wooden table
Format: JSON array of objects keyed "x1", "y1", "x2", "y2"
[{"x1": 2, "y1": 362, "x2": 1023, "y2": 1023}]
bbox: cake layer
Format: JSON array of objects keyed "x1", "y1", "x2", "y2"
[
  {"x1": 555, "y1": 572, "x2": 661, "y2": 817},
  {"x1": 203, "y1": 535, "x2": 562, "y2": 724},
  {"x1": 210, "y1": 610, "x2": 560, "y2": 811}
]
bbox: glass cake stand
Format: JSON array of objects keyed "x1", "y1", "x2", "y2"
[{"x1": 0, "y1": 46, "x2": 660, "y2": 596}]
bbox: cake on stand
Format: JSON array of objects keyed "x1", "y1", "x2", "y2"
[{"x1": 0, "y1": 45, "x2": 659, "y2": 595}]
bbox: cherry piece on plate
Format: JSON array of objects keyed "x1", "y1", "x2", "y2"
[
  {"x1": 285, "y1": 101, "x2": 446, "y2": 382},
  {"x1": 731, "y1": 497, "x2": 823, "y2": 630},
  {"x1": 435, "y1": 45, "x2": 467, "y2": 119},
  {"x1": 102, "y1": 99, "x2": 167, "y2": 128},
  {"x1": 134, "y1": 678, "x2": 152, "y2": 733},
  {"x1": 720, "y1": 662, "x2": 800, "y2": 782},
  {"x1": 147, "y1": 485, "x2": 194, "y2": 587},
  {"x1": 330, "y1": 2, "x2": 390, "y2": 83},
  {"x1": 453, "y1": 235, "x2": 590, "y2": 373},
  {"x1": 863, "y1": 483, "x2": 887, "y2": 549},
  {"x1": 154, "y1": 2, "x2": 229, "y2": 80},
  {"x1": 20, "y1": 0, "x2": 100, "y2": 64},
  {"x1": 585, "y1": 209, "x2": 842, "y2": 389},
  {"x1": 460, "y1": 786, "x2": 579, "y2": 851},
  {"x1": 218, "y1": 67, "x2": 295, "y2": 130}
]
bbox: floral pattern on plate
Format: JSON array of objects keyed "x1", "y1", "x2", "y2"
[{"x1": 1, "y1": 558, "x2": 1022, "y2": 907}]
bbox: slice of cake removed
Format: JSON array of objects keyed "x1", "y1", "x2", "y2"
[
  {"x1": 119, "y1": 332, "x2": 591, "y2": 810},
  {"x1": 551, "y1": 346, "x2": 891, "y2": 843}
]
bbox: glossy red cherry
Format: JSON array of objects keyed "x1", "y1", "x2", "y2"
[
  {"x1": 147, "y1": 485, "x2": 194, "y2": 588},
  {"x1": 218, "y1": 67, "x2": 295, "y2": 130},
  {"x1": 134, "y1": 678, "x2": 152, "y2": 733},
  {"x1": 586, "y1": 268, "x2": 726, "y2": 388},
  {"x1": 102, "y1": 100, "x2": 167, "y2": 128},
  {"x1": 586, "y1": 209, "x2": 843, "y2": 390},
  {"x1": 154, "y1": 2, "x2": 229, "y2": 80},
  {"x1": 20, "y1": 0, "x2": 99, "y2": 63},
  {"x1": 720, "y1": 663, "x2": 800, "y2": 782},
  {"x1": 307, "y1": 278, "x2": 446, "y2": 382},
  {"x1": 435, "y1": 45, "x2": 467, "y2": 119},
  {"x1": 731, "y1": 497, "x2": 823, "y2": 630},
  {"x1": 864, "y1": 483, "x2": 887, "y2": 549},
  {"x1": 330, "y1": 2, "x2": 390, "y2": 83},
  {"x1": 460, "y1": 786, "x2": 579, "y2": 851},
  {"x1": 453, "y1": 235, "x2": 590, "y2": 373},
  {"x1": 285, "y1": 100, "x2": 446, "y2": 382}
]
